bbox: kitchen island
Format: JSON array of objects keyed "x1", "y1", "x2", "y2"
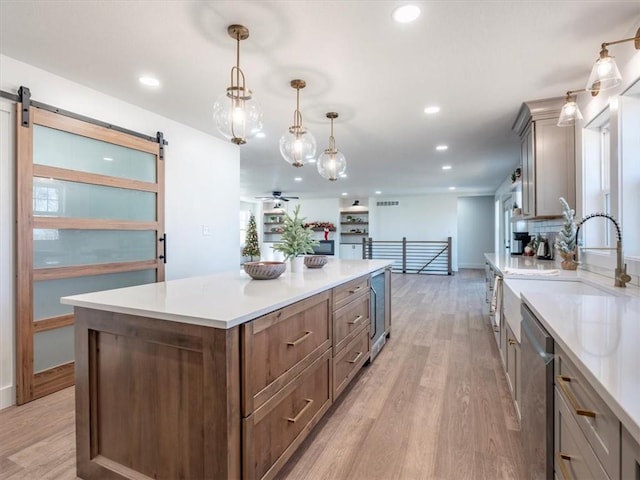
[{"x1": 62, "y1": 259, "x2": 392, "y2": 480}]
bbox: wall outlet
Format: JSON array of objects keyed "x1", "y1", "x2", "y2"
[{"x1": 202, "y1": 225, "x2": 211, "y2": 236}]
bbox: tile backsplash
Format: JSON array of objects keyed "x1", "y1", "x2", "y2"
[{"x1": 525, "y1": 219, "x2": 639, "y2": 287}]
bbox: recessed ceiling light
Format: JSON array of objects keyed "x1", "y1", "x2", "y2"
[
  {"x1": 339, "y1": 172, "x2": 347, "y2": 178},
  {"x1": 392, "y1": 5, "x2": 421, "y2": 23},
  {"x1": 255, "y1": 132, "x2": 266, "y2": 139},
  {"x1": 341, "y1": 192, "x2": 348, "y2": 196},
  {"x1": 294, "y1": 177, "x2": 302, "y2": 182},
  {"x1": 103, "y1": 157, "x2": 113, "y2": 162},
  {"x1": 442, "y1": 165, "x2": 452, "y2": 170},
  {"x1": 424, "y1": 106, "x2": 440, "y2": 114},
  {"x1": 308, "y1": 158, "x2": 317, "y2": 163},
  {"x1": 138, "y1": 75, "x2": 160, "y2": 87},
  {"x1": 436, "y1": 145, "x2": 448, "y2": 151},
  {"x1": 375, "y1": 191, "x2": 382, "y2": 195},
  {"x1": 449, "y1": 186, "x2": 456, "y2": 190}
]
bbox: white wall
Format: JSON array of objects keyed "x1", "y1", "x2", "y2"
[
  {"x1": 457, "y1": 196, "x2": 495, "y2": 268},
  {"x1": 0, "y1": 55, "x2": 240, "y2": 408},
  {"x1": 369, "y1": 194, "x2": 459, "y2": 271},
  {"x1": 0, "y1": 99, "x2": 16, "y2": 409}
]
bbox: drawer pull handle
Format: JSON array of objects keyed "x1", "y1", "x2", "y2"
[
  {"x1": 348, "y1": 351, "x2": 364, "y2": 364},
  {"x1": 286, "y1": 398, "x2": 313, "y2": 423},
  {"x1": 508, "y1": 338, "x2": 516, "y2": 346},
  {"x1": 556, "y1": 375, "x2": 596, "y2": 418},
  {"x1": 348, "y1": 286, "x2": 363, "y2": 294},
  {"x1": 348, "y1": 315, "x2": 363, "y2": 325},
  {"x1": 287, "y1": 331, "x2": 313, "y2": 347},
  {"x1": 555, "y1": 452, "x2": 572, "y2": 480}
]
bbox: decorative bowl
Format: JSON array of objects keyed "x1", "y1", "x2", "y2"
[
  {"x1": 304, "y1": 255, "x2": 328, "y2": 269},
  {"x1": 243, "y1": 261, "x2": 286, "y2": 280}
]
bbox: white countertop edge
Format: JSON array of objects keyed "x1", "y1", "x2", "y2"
[
  {"x1": 521, "y1": 293, "x2": 640, "y2": 446},
  {"x1": 62, "y1": 260, "x2": 393, "y2": 330}
]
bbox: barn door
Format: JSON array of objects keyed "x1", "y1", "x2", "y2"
[{"x1": 16, "y1": 102, "x2": 165, "y2": 404}]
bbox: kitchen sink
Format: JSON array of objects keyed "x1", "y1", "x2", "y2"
[
  {"x1": 501, "y1": 279, "x2": 619, "y2": 343},
  {"x1": 504, "y1": 279, "x2": 617, "y2": 297}
]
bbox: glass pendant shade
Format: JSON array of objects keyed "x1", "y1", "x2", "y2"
[
  {"x1": 557, "y1": 97, "x2": 583, "y2": 127},
  {"x1": 279, "y1": 128, "x2": 316, "y2": 167},
  {"x1": 317, "y1": 112, "x2": 347, "y2": 181},
  {"x1": 213, "y1": 91, "x2": 263, "y2": 144},
  {"x1": 317, "y1": 150, "x2": 347, "y2": 181},
  {"x1": 280, "y1": 79, "x2": 316, "y2": 167},
  {"x1": 213, "y1": 25, "x2": 263, "y2": 145},
  {"x1": 585, "y1": 51, "x2": 622, "y2": 93}
]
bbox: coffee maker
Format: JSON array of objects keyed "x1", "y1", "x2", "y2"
[{"x1": 512, "y1": 231, "x2": 531, "y2": 255}]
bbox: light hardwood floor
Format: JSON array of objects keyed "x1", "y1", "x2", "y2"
[{"x1": 0, "y1": 270, "x2": 526, "y2": 480}]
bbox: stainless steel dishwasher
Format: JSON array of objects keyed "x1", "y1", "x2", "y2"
[{"x1": 521, "y1": 303, "x2": 554, "y2": 480}]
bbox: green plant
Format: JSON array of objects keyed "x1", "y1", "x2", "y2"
[
  {"x1": 272, "y1": 205, "x2": 319, "y2": 261},
  {"x1": 555, "y1": 197, "x2": 577, "y2": 255},
  {"x1": 242, "y1": 214, "x2": 260, "y2": 259}
]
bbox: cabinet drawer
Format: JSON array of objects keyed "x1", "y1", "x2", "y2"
[
  {"x1": 333, "y1": 292, "x2": 369, "y2": 354},
  {"x1": 333, "y1": 275, "x2": 369, "y2": 310},
  {"x1": 554, "y1": 388, "x2": 609, "y2": 480},
  {"x1": 243, "y1": 350, "x2": 332, "y2": 480},
  {"x1": 242, "y1": 291, "x2": 331, "y2": 415},
  {"x1": 555, "y1": 349, "x2": 620, "y2": 479},
  {"x1": 333, "y1": 326, "x2": 370, "y2": 400}
]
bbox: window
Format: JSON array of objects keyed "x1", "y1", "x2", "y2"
[
  {"x1": 582, "y1": 113, "x2": 610, "y2": 249},
  {"x1": 600, "y1": 125, "x2": 611, "y2": 246}
]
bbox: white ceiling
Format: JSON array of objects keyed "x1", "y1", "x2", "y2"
[{"x1": 1, "y1": 1, "x2": 639, "y2": 201}]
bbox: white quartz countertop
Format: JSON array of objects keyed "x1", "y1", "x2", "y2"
[
  {"x1": 61, "y1": 259, "x2": 392, "y2": 330},
  {"x1": 522, "y1": 292, "x2": 640, "y2": 445}
]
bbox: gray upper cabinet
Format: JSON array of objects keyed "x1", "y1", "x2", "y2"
[{"x1": 513, "y1": 98, "x2": 575, "y2": 218}]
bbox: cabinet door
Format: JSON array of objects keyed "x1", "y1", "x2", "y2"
[
  {"x1": 521, "y1": 123, "x2": 535, "y2": 217},
  {"x1": 554, "y1": 388, "x2": 609, "y2": 480},
  {"x1": 621, "y1": 426, "x2": 640, "y2": 480},
  {"x1": 242, "y1": 291, "x2": 331, "y2": 415},
  {"x1": 506, "y1": 324, "x2": 518, "y2": 402},
  {"x1": 243, "y1": 351, "x2": 332, "y2": 480},
  {"x1": 534, "y1": 117, "x2": 575, "y2": 216}
]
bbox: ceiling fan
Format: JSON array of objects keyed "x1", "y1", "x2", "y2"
[{"x1": 254, "y1": 191, "x2": 299, "y2": 202}]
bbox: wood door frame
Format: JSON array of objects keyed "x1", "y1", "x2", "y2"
[{"x1": 16, "y1": 103, "x2": 165, "y2": 404}]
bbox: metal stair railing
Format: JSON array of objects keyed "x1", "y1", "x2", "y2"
[{"x1": 362, "y1": 237, "x2": 452, "y2": 275}]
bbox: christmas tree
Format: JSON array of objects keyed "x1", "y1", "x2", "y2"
[{"x1": 242, "y1": 214, "x2": 260, "y2": 260}]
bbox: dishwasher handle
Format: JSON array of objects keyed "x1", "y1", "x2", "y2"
[{"x1": 521, "y1": 314, "x2": 554, "y2": 365}]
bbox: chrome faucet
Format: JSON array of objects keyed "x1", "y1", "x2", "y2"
[{"x1": 575, "y1": 213, "x2": 632, "y2": 288}]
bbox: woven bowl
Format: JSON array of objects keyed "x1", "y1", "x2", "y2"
[
  {"x1": 243, "y1": 261, "x2": 286, "y2": 280},
  {"x1": 304, "y1": 255, "x2": 328, "y2": 269}
]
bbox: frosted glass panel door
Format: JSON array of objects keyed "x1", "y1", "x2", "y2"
[{"x1": 17, "y1": 105, "x2": 165, "y2": 404}]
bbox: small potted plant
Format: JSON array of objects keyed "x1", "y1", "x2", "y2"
[
  {"x1": 555, "y1": 197, "x2": 578, "y2": 270},
  {"x1": 273, "y1": 205, "x2": 319, "y2": 272}
]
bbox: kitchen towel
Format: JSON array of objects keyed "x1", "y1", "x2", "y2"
[
  {"x1": 490, "y1": 275, "x2": 502, "y2": 327},
  {"x1": 503, "y1": 268, "x2": 560, "y2": 276}
]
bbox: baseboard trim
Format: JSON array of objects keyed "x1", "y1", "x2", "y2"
[
  {"x1": 0, "y1": 384, "x2": 15, "y2": 410},
  {"x1": 458, "y1": 263, "x2": 484, "y2": 269}
]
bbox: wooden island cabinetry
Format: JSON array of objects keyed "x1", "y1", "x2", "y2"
[
  {"x1": 66, "y1": 261, "x2": 391, "y2": 480},
  {"x1": 331, "y1": 275, "x2": 371, "y2": 400}
]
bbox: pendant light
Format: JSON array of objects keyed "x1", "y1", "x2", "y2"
[
  {"x1": 585, "y1": 27, "x2": 640, "y2": 95},
  {"x1": 317, "y1": 112, "x2": 347, "y2": 181},
  {"x1": 213, "y1": 25, "x2": 263, "y2": 145},
  {"x1": 280, "y1": 79, "x2": 316, "y2": 167},
  {"x1": 557, "y1": 90, "x2": 584, "y2": 127}
]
